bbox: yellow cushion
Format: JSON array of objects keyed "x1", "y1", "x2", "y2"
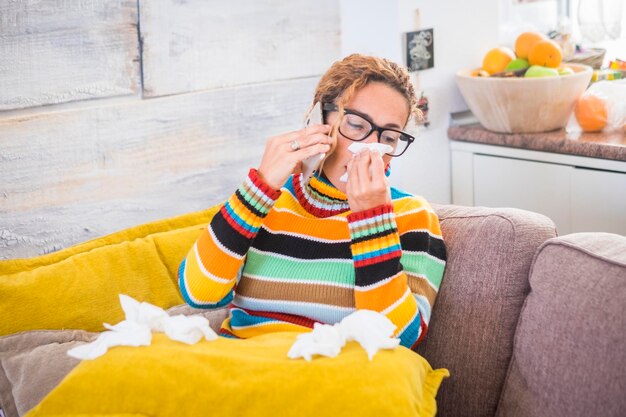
[
  {"x1": 0, "y1": 207, "x2": 220, "y2": 336},
  {"x1": 26, "y1": 333, "x2": 449, "y2": 417}
]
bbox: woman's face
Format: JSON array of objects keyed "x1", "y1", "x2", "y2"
[{"x1": 322, "y1": 82, "x2": 410, "y2": 193}]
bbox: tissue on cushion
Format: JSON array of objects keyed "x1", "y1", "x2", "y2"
[
  {"x1": 287, "y1": 310, "x2": 401, "y2": 361},
  {"x1": 67, "y1": 296, "x2": 221, "y2": 360},
  {"x1": 0, "y1": 330, "x2": 96, "y2": 417},
  {"x1": 0, "y1": 306, "x2": 228, "y2": 417},
  {"x1": 0, "y1": 207, "x2": 220, "y2": 336},
  {"x1": 26, "y1": 333, "x2": 449, "y2": 417}
]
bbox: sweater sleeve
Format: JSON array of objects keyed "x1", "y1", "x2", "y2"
[
  {"x1": 178, "y1": 168, "x2": 281, "y2": 308},
  {"x1": 347, "y1": 202, "x2": 446, "y2": 348}
]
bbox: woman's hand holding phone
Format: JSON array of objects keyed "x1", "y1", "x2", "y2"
[
  {"x1": 257, "y1": 124, "x2": 333, "y2": 190},
  {"x1": 300, "y1": 102, "x2": 327, "y2": 181}
]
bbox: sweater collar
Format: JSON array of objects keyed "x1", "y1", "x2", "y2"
[{"x1": 292, "y1": 172, "x2": 350, "y2": 218}]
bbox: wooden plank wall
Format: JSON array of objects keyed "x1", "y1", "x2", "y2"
[
  {"x1": 140, "y1": 0, "x2": 340, "y2": 97},
  {"x1": 0, "y1": 0, "x2": 140, "y2": 110},
  {"x1": 0, "y1": 1, "x2": 340, "y2": 260}
]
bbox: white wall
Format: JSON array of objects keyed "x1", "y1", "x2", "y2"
[{"x1": 340, "y1": 0, "x2": 500, "y2": 204}]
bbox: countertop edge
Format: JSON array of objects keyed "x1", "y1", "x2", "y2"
[{"x1": 447, "y1": 126, "x2": 626, "y2": 162}]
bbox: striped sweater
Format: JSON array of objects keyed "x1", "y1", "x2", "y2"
[{"x1": 179, "y1": 168, "x2": 446, "y2": 349}]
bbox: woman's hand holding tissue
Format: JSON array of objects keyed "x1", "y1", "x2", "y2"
[{"x1": 346, "y1": 148, "x2": 391, "y2": 213}]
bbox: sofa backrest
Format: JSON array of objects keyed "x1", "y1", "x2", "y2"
[
  {"x1": 496, "y1": 233, "x2": 626, "y2": 417},
  {"x1": 417, "y1": 205, "x2": 556, "y2": 417}
]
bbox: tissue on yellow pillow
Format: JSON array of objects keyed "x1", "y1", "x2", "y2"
[
  {"x1": 0, "y1": 207, "x2": 220, "y2": 336},
  {"x1": 26, "y1": 333, "x2": 449, "y2": 417}
]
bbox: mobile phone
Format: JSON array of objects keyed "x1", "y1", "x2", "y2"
[{"x1": 300, "y1": 102, "x2": 325, "y2": 181}]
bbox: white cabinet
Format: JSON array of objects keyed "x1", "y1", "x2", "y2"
[
  {"x1": 473, "y1": 155, "x2": 572, "y2": 232},
  {"x1": 570, "y1": 167, "x2": 626, "y2": 233},
  {"x1": 451, "y1": 141, "x2": 626, "y2": 235}
]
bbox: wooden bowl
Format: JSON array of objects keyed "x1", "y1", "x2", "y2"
[{"x1": 455, "y1": 63, "x2": 593, "y2": 133}]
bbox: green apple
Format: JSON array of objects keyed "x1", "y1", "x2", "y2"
[
  {"x1": 524, "y1": 65, "x2": 559, "y2": 77},
  {"x1": 557, "y1": 66, "x2": 575, "y2": 76},
  {"x1": 505, "y1": 58, "x2": 529, "y2": 71}
]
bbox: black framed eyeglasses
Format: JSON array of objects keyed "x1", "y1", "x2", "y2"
[{"x1": 322, "y1": 103, "x2": 415, "y2": 157}]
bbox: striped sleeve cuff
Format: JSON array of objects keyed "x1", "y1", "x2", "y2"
[
  {"x1": 347, "y1": 204, "x2": 402, "y2": 268},
  {"x1": 219, "y1": 168, "x2": 281, "y2": 239}
]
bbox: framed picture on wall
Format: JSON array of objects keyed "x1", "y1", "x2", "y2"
[{"x1": 405, "y1": 28, "x2": 434, "y2": 72}]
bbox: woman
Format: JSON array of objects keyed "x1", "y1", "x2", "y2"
[{"x1": 178, "y1": 54, "x2": 446, "y2": 349}]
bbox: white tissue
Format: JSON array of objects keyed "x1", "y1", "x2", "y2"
[
  {"x1": 287, "y1": 310, "x2": 400, "y2": 361},
  {"x1": 338, "y1": 310, "x2": 400, "y2": 360},
  {"x1": 339, "y1": 142, "x2": 394, "y2": 182},
  {"x1": 348, "y1": 142, "x2": 394, "y2": 155},
  {"x1": 67, "y1": 321, "x2": 152, "y2": 360},
  {"x1": 287, "y1": 323, "x2": 344, "y2": 362},
  {"x1": 67, "y1": 295, "x2": 218, "y2": 360},
  {"x1": 119, "y1": 293, "x2": 169, "y2": 332},
  {"x1": 162, "y1": 314, "x2": 216, "y2": 345}
]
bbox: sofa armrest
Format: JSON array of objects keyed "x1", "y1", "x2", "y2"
[
  {"x1": 419, "y1": 204, "x2": 556, "y2": 417},
  {"x1": 497, "y1": 233, "x2": 626, "y2": 417}
]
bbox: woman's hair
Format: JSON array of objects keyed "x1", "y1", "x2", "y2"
[{"x1": 312, "y1": 54, "x2": 422, "y2": 126}]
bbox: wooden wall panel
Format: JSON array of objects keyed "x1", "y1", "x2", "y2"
[
  {"x1": 0, "y1": 78, "x2": 317, "y2": 259},
  {"x1": 0, "y1": 0, "x2": 140, "y2": 110},
  {"x1": 139, "y1": 0, "x2": 340, "y2": 97}
]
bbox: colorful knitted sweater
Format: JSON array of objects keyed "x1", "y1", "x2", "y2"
[{"x1": 178, "y1": 168, "x2": 446, "y2": 349}]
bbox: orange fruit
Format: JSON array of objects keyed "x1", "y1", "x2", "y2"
[
  {"x1": 515, "y1": 32, "x2": 548, "y2": 59},
  {"x1": 482, "y1": 47, "x2": 516, "y2": 75},
  {"x1": 574, "y1": 95, "x2": 608, "y2": 132},
  {"x1": 528, "y1": 39, "x2": 563, "y2": 68}
]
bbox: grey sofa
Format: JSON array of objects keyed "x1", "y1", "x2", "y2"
[
  {"x1": 195, "y1": 204, "x2": 625, "y2": 417},
  {"x1": 419, "y1": 205, "x2": 626, "y2": 417},
  {"x1": 196, "y1": 203, "x2": 625, "y2": 416},
  {"x1": 5, "y1": 203, "x2": 620, "y2": 417}
]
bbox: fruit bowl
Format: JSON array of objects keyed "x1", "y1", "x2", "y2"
[{"x1": 455, "y1": 63, "x2": 593, "y2": 133}]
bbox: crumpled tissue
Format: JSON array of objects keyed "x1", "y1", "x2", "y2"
[
  {"x1": 287, "y1": 310, "x2": 401, "y2": 361},
  {"x1": 339, "y1": 142, "x2": 394, "y2": 182},
  {"x1": 67, "y1": 294, "x2": 218, "y2": 360}
]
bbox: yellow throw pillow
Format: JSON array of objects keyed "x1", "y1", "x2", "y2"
[
  {"x1": 0, "y1": 207, "x2": 220, "y2": 336},
  {"x1": 26, "y1": 333, "x2": 449, "y2": 417}
]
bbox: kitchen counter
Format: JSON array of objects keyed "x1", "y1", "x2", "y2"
[
  {"x1": 449, "y1": 125, "x2": 626, "y2": 235},
  {"x1": 448, "y1": 125, "x2": 626, "y2": 162}
]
